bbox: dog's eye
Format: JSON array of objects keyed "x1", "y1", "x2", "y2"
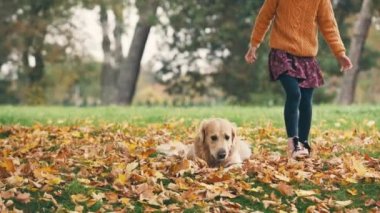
[
  {"x1": 211, "y1": 135, "x2": 218, "y2": 141},
  {"x1": 225, "y1": 135, "x2": 230, "y2": 140}
]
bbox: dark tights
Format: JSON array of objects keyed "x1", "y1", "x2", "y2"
[{"x1": 278, "y1": 74, "x2": 314, "y2": 142}]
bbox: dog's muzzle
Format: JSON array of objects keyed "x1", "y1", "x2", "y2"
[{"x1": 217, "y1": 149, "x2": 226, "y2": 160}]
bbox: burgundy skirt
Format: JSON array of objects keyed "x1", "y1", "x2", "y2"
[{"x1": 268, "y1": 49, "x2": 324, "y2": 88}]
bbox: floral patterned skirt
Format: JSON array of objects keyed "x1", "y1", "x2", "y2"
[{"x1": 268, "y1": 49, "x2": 324, "y2": 88}]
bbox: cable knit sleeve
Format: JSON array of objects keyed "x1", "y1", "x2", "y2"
[
  {"x1": 250, "y1": 0, "x2": 278, "y2": 48},
  {"x1": 317, "y1": 0, "x2": 346, "y2": 57}
]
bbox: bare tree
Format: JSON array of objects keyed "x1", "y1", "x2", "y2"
[
  {"x1": 117, "y1": 0, "x2": 158, "y2": 105},
  {"x1": 338, "y1": 0, "x2": 374, "y2": 105},
  {"x1": 99, "y1": 1, "x2": 125, "y2": 105},
  {"x1": 100, "y1": 3, "x2": 117, "y2": 105}
]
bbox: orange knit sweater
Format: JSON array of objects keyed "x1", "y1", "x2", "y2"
[{"x1": 250, "y1": 0, "x2": 346, "y2": 57}]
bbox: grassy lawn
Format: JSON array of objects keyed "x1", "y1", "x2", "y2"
[
  {"x1": 0, "y1": 105, "x2": 379, "y2": 212},
  {"x1": 0, "y1": 105, "x2": 379, "y2": 129}
]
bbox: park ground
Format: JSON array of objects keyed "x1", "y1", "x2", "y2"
[{"x1": 0, "y1": 105, "x2": 379, "y2": 212}]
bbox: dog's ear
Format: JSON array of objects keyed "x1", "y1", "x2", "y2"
[
  {"x1": 197, "y1": 119, "x2": 209, "y2": 144},
  {"x1": 231, "y1": 122, "x2": 237, "y2": 143},
  {"x1": 194, "y1": 120, "x2": 209, "y2": 161}
]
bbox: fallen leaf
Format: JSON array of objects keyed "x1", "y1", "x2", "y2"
[
  {"x1": 365, "y1": 199, "x2": 376, "y2": 207},
  {"x1": 334, "y1": 200, "x2": 353, "y2": 208},
  {"x1": 263, "y1": 200, "x2": 279, "y2": 209},
  {"x1": 105, "y1": 192, "x2": 118, "y2": 203},
  {"x1": 295, "y1": 189, "x2": 317, "y2": 197},
  {"x1": 114, "y1": 174, "x2": 127, "y2": 186},
  {"x1": 71, "y1": 194, "x2": 89, "y2": 203},
  {"x1": 277, "y1": 182, "x2": 294, "y2": 196},
  {"x1": 275, "y1": 174, "x2": 290, "y2": 182},
  {"x1": 347, "y1": 188, "x2": 358, "y2": 196},
  {"x1": 126, "y1": 161, "x2": 139, "y2": 172},
  {"x1": 366, "y1": 120, "x2": 375, "y2": 127},
  {"x1": 0, "y1": 159, "x2": 15, "y2": 173},
  {"x1": 15, "y1": 193, "x2": 31, "y2": 203}
]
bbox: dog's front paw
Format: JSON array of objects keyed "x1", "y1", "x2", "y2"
[{"x1": 224, "y1": 163, "x2": 243, "y2": 171}]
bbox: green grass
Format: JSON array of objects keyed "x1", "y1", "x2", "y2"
[{"x1": 0, "y1": 105, "x2": 379, "y2": 129}]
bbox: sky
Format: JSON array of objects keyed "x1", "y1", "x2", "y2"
[{"x1": 71, "y1": 7, "x2": 160, "y2": 64}]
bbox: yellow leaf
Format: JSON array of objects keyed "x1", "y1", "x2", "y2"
[
  {"x1": 20, "y1": 141, "x2": 39, "y2": 153},
  {"x1": 46, "y1": 176, "x2": 62, "y2": 185},
  {"x1": 347, "y1": 188, "x2": 358, "y2": 196},
  {"x1": 334, "y1": 200, "x2": 353, "y2": 208},
  {"x1": 78, "y1": 178, "x2": 91, "y2": 184},
  {"x1": 126, "y1": 143, "x2": 137, "y2": 153},
  {"x1": 71, "y1": 194, "x2": 89, "y2": 203},
  {"x1": 126, "y1": 161, "x2": 139, "y2": 173},
  {"x1": 247, "y1": 186, "x2": 263, "y2": 193},
  {"x1": 295, "y1": 189, "x2": 317, "y2": 197},
  {"x1": 6, "y1": 175, "x2": 24, "y2": 186},
  {"x1": 352, "y1": 158, "x2": 367, "y2": 176},
  {"x1": 119, "y1": 197, "x2": 130, "y2": 205},
  {"x1": 345, "y1": 177, "x2": 358, "y2": 183},
  {"x1": 114, "y1": 174, "x2": 127, "y2": 185},
  {"x1": 275, "y1": 174, "x2": 290, "y2": 182},
  {"x1": 366, "y1": 120, "x2": 375, "y2": 127},
  {"x1": 71, "y1": 131, "x2": 81, "y2": 138}
]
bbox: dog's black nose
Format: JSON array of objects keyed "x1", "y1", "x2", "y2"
[{"x1": 217, "y1": 150, "x2": 226, "y2": 159}]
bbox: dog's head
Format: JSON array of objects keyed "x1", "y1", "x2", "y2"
[{"x1": 196, "y1": 118, "x2": 237, "y2": 163}]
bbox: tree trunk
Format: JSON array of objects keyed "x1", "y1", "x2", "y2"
[
  {"x1": 117, "y1": 0, "x2": 158, "y2": 105},
  {"x1": 112, "y1": 5, "x2": 124, "y2": 101},
  {"x1": 100, "y1": 4, "x2": 117, "y2": 105},
  {"x1": 337, "y1": 0, "x2": 373, "y2": 105}
]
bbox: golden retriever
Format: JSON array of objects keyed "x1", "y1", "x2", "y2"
[{"x1": 157, "y1": 118, "x2": 252, "y2": 167}]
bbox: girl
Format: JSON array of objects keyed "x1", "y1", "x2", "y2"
[{"x1": 245, "y1": 0, "x2": 353, "y2": 159}]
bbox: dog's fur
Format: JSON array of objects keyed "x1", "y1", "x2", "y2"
[{"x1": 157, "y1": 118, "x2": 251, "y2": 167}]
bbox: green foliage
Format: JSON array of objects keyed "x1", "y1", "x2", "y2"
[
  {"x1": 158, "y1": 0, "x2": 266, "y2": 103},
  {"x1": 44, "y1": 60, "x2": 101, "y2": 105},
  {"x1": 156, "y1": 0, "x2": 379, "y2": 104},
  {"x1": 0, "y1": 81, "x2": 19, "y2": 104}
]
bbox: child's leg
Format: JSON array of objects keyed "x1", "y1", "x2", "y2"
[
  {"x1": 278, "y1": 74, "x2": 301, "y2": 138},
  {"x1": 299, "y1": 88, "x2": 314, "y2": 143}
]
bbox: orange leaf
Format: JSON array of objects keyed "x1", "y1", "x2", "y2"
[
  {"x1": 277, "y1": 182, "x2": 294, "y2": 196},
  {"x1": 0, "y1": 159, "x2": 15, "y2": 173}
]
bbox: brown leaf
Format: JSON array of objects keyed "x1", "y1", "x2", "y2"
[
  {"x1": 219, "y1": 200, "x2": 241, "y2": 211},
  {"x1": 277, "y1": 182, "x2": 294, "y2": 196},
  {"x1": 205, "y1": 172, "x2": 232, "y2": 183},
  {"x1": 1, "y1": 190, "x2": 15, "y2": 199},
  {"x1": 15, "y1": 193, "x2": 31, "y2": 203},
  {"x1": 105, "y1": 192, "x2": 119, "y2": 203},
  {"x1": 365, "y1": 199, "x2": 376, "y2": 207},
  {"x1": 170, "y1": 159, "x2": 191, "y2": 175}
]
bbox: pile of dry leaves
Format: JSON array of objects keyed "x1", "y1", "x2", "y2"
[{"x1": 0, "y1": 120, "x2": 379, "y2": 212}]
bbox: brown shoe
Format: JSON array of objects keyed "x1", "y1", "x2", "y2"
[
  {"x1": 300, "y1": 141, "x2": 312, "y2": 157},
  {"x1": 287, "y1": 137, "x2": 308, "y2": 159}
]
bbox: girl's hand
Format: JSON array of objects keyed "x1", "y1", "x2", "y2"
[
  {"x1": 337, "y1": 54, "x2": 353, "y2": 72},
  {"x1": 245, "y1": 46, "x2": 257, "y2": 64}
]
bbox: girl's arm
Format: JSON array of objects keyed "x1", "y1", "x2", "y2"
[
  {"x1": 250, "y1": 0, "x2": 278, "y2": 49},
  {"x1": 317, "y1": 0, "x2": 346, "y2": 58}
]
